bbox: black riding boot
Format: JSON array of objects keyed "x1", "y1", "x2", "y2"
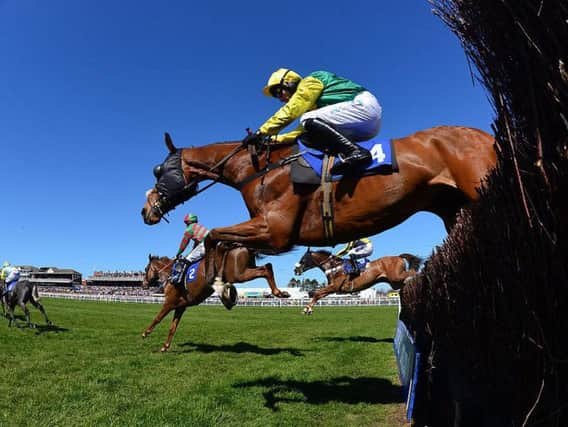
[
  {"x1": 303, "y1": 118, "x2": 372, "y2": 175},
  {"x1": 350, "y1": 255, "x2": 360, "y2": 276}
]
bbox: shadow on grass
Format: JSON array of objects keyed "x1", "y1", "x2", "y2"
[
  {"x1": 35, "y1": 324, "x2": 69, "y2": 335},
  {"x1": 1, "y1": 317, "x2": 68, "y2": 334},
  {"x1": 234, "y1": 376, "x2": 405, "y2": 411},
  {"x1": 178, "y1": 340, "x2": 304, "y2": 356},
  {"x1": 313, "y1": 335, "x2": 394, "y2": 344}
]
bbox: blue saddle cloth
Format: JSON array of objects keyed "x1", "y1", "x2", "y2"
[
  {"x1": 170, "y1": 259, "x2": 202, "y2": 285},
  {"x1": 343, "y1": 258, "x2": 370, "y2": 275},
  {"x1": 184, "y1": 260, "x2": 202, "y2": 284},
  {"x1": 297, "y1": 137, "x2": 395, "y2": 180}
]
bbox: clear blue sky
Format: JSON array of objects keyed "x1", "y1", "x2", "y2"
[{"x1": 0, "y1": 1, "x2": 493, "y2": 289}]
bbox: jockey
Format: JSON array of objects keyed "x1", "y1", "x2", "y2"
[
  {"x1": 1, "y1": 262, "x2": 20, "y2": 297},
  {"x1": 0, "y1": 261, "x2": 10, "y2": 282},
  {"x1": 244, "y1": 68, "x2": 383, "y2": 175},
  {"x1": 176, "y1": 213, "x2": 210, "y2": 264},
  {"x1": 335, "y1": 237, "x2": 373, "y2": 276}
]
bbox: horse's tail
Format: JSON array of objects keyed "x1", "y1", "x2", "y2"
[
  {"x1": 398, "y1": 253, "x2": 423, "y2": 272},
  {"x1": 31, "y1": 283, "x2": 41, "y2": 302}
]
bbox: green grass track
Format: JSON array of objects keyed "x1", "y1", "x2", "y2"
[{"x1": 0, "y1": 298, "x2": 409, "y2": 426}]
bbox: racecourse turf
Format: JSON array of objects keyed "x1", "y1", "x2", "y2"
[{"x1": 0, "y1": 299, "x2": 409, "y2": 426}]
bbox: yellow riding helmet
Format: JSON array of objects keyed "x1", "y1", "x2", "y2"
[{"x1": 262, "y1": 68, "x2": 302, "y2": 97}]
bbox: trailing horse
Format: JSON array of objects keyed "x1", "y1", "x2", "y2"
[
  {"x1": 1, "y1": 279, "x2": 52, "y2": 328},
  {"x1": 142, "y1": 245, "x2": 288, "y2": 352},
  {"x1": 141, "y1": 126, "x2": 496, "y2": 284},
  {"x1": 294, "y1": 248, "x2": 422, "y2": 314}
]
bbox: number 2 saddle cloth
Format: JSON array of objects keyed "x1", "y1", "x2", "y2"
[
  {"x1": 170, "y1": 258, "x2": 202, "y2": 286},
  {"x1": 290, "y1": 136, "x2": 399, "y2": 185}
]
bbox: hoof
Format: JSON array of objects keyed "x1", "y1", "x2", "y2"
[
  {"x1": 160, "y1": 346, "x2": 169, "y2": 353},
  {"x1": 276, "y1": 290, "x2": 291, "y2": 298},
  {"x1": 221, "y1": 283, "x2": 237, "y2": 310}
]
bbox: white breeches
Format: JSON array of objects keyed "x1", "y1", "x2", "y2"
[
  {"x1": 347, "y1": 243, "x2": 373, "y2": 259},
  {"x1": 185, "y1": 242, "x2": 206, "y2": 263},
  {"x1": 5, "y1": 270, "x2": 20, "y2": 284},
  {"x1": 300, "y1": 91, "x2": 382, "y2": 141}
]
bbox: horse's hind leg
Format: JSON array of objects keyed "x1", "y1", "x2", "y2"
[
  {"x1": 234, "y1": 263, "x2": 290, "y2": 298},
  {"x1": 161, "y1": 306, "x2": 187, "y2": 352},
  {"x1": 30, "y1": 299, "x2": 52, "y2": 326}
]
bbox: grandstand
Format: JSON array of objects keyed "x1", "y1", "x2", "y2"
[
  {"x1": 20, "y1": 266, "x2": 82, "y2": 287},
  {"x1": 86, "y1": 270, "x2": 145, "y2": 287}
]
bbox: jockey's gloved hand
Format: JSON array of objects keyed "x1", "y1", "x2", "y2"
[{"x1": 242, "y1": 131, "x2": 263, "y2": 146}]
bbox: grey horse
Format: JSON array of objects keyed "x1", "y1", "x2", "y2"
[{"x1": 1, "y1": 279, "x2": 52, "y2": 328}]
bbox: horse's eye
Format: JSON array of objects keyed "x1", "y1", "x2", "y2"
[{"x1": 153, "y1": 165, "x2": 163, "y2": 179}]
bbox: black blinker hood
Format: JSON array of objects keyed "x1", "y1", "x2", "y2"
[{"x1": 155, "y1": 150, "x2": 187, "y2": 203}]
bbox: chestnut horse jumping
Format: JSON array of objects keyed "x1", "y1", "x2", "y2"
[
  {"x1": 142, "y1": 247, "x2": 288, "y2": 352},
  {"x1": 294, "y1": 249, "x2": 422, "y2": 314},
  {"x1": 141, "y1": 126, "x2": 496, "y2": 283}
]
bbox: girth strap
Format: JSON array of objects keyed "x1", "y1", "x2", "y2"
[{"x1": 321, "y1": 154, "x2": 335, "y2": 243}]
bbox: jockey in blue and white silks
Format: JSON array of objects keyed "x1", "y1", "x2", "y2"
[
  {"x1": 335, "y1": 237, "x2": 373, "y2": 276},
  {"x1": 1, "y1": 262, "x2": 20, "y2": 296}
]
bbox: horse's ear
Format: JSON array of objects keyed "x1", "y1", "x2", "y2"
[
  {"x1": 148, "y1": 253, "x2": 152, "y2": 261},
  {"x1": 164, "y1": 132, "x2": 177, "y2": 154}
]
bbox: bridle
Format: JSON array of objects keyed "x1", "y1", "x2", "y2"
[
  {"x1": 297, "y1": 249, "x2": 338, "y2": 273},
  {"x1": 150, "y1": 143, "x2": 247, "y2": 223},
  {"x1": 150, "y1": 139, "x2": 302, "y2": 223},
  {"x1": 144, "y1": 258, "x2": 173, "y2": 287}
]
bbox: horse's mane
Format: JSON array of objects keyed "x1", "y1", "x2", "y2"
[{"x1": 149, "y1": 255, "x2": 172, "y2": 262}]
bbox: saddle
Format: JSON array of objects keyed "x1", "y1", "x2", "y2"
[{"x1": 290, "y1": 137, "x2": 398, "y2": 185}]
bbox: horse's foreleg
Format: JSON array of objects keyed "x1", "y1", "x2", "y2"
[
  {"x1": 304, "y1": 284, "x2": 337, "y2": 315},
  {"x1": 344, "y1": 271, "x2": 377, "y2": 294},
  {"x1": 7, "y1": 305, "x2": 16, "y2": 327},
  {"x1": 20, "y1": 303, "x2": 33, "y2": 328},
  {"x1": 161, "y1": 306, "x2": 186, "y2": 352},
  {"x1": 142, "y1": 304, "x2": 174, "y2": 338}
]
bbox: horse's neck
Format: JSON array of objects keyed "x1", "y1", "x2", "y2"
[
  {"x1": 316, "y1": 254, "x2": 341, "y2": 275},
  {"x1": 186, "y1": 142, "x2": 293, "y2": 187}
]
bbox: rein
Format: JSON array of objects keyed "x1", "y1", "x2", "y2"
[
  {"x1": 182, "y1": 143, "x2": 247, "y2": 196},
  {"x1": 182, "y1": 140, "x2": 303, "y2": 194}
]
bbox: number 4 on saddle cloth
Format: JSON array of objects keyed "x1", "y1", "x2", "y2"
[
  {"x1": 343, "y1": 258, "x2": 370, "y2": 275},
  {"x1": 169, "y1": 258, "x2": 201, "y2": 286},
  {"x1": 292, "y1": 136, "x2": 398, "y2": 183}
]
